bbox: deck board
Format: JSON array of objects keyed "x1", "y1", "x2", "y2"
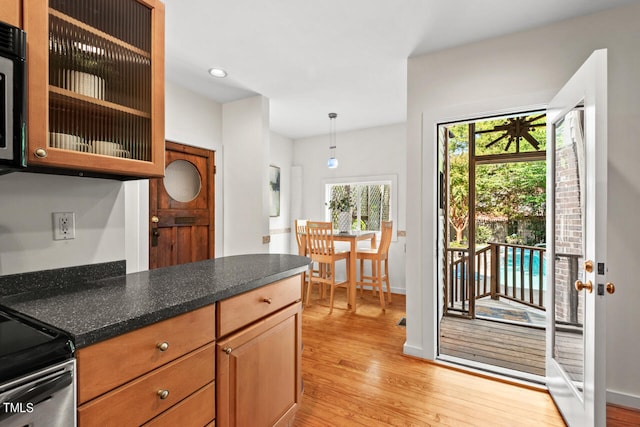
[
  {"x1": 440, "y1": 316, "x2": 546, "y2": 376},
  {"x1": 440, "y1": 303, "x2": 583, "y2": 381}
]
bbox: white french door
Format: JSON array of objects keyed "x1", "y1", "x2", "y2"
[{"x1": 545, "y1": 49, "x2": 611, "y2": 426}]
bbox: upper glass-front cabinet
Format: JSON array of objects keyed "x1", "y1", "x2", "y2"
[{"x1": 24, "y1": 0, "x2": 165, "y2": 178}]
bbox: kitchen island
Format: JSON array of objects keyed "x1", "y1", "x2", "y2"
[{"x1": 0, "y1": 254, "x2": 311, "y2": 427}]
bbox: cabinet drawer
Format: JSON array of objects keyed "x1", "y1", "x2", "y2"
[
  {"x1": 78, "y1": 343, "x2": 215, "y2": 427},
  {"x1": 143, "y1": 382, "x2": 215, "y2": 427},
  {"x1": 217, "y1": 276, "x2": 301, "y2": 337},
  {"x1": 78, "y1": 304, "x2": 215, "y2": 404}
]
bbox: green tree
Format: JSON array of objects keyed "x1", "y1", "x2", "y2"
[{"x1": 448, "y1": 125, "x2": 469, "y2": 244}]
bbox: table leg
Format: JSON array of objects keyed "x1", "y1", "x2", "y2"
[{"x1": 349, "y1": 239, "x2": 357, "y2": 312}]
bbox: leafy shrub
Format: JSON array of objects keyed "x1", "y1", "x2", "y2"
[
  {"x1": 505, "y1": 233, "x2": 524, "y2": 245},
  {"x1": 475, "y1": 225, "x2": 493, "y2": 244}
]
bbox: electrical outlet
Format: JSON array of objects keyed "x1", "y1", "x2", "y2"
[{"x1": 53, "y1": 212, "x2": 76, "y2": 240}]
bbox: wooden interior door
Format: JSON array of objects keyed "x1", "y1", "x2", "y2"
[{"x1": 149, "y1": 141, "x2": 215, "y2": 269}]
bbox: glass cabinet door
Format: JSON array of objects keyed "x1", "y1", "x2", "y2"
[{"x1": 25, "y1": 0, "x2": 164, "y2": 178}]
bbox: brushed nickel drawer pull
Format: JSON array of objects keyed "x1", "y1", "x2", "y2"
[
  {"x1": 156, "y1": 342, "x2": 169, "y2": 352},
  {"x1": 157, "y1": 389, "x2": 169, "y2": 400},
  {"x1": 262, "y1": 297, "x2": 272, "y2": 304},
  {"x1": 223, "y1": 347, "x2": 232, "y2": 355}
]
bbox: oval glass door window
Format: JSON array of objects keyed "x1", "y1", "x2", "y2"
[{"x1": 163, "y1": 160, "x2": 202, "y2": 202}]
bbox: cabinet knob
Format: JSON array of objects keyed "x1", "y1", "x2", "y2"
[
  {"x1": 34, "y1": 148, "x2": 48, "y2": 158},
  {"x1": 223, "y1": 347, "x2": 232, "y2": 355},
  {"x1": 262, "y1": 297, "x2": 272, "y2": 304},
  {"x1": 157, "y1": 389, "x2": 170, "y2": 400},
  {"x1": 156, "y1": 341, "x2": 169, "y2": 352}
]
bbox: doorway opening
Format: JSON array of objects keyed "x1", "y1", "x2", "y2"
[{"x1": 437, "y1": 111, "x2": 550, "y2": 381}]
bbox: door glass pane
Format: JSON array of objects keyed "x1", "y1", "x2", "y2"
[
  {"x1": 164, "y1": 160, "x2": 202, "y2": 202},
  {"x1": 446, "y1": 124, "x2": 470, "y2": 316},
  {"x1": 553, "y1": 108, "x2": 585, "y2": 394}
]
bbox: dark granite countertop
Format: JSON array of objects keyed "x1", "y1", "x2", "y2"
[{"x1": 0, "y1": 254, "x2": 311, "y2": 348}]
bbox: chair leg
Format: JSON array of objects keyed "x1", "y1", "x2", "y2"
[
  {"x1": 376, "y1": 259, "x2": 385, "y2": 311},
  {"x1": 346, "y1": 257, "x2": 351, "y2": 306},
  {"x1": 301, "y1": 271, "x2": 307, "y2": 304},
  {"x1": 370, "y1": 260, "x2": 378, "y2": 297},
  {"x1": 358, "y1": 258, "x2": 364, "y2": 296},
  {"x1": 384, "y1": 259, "x2": 392, "y2": 304},
  {"x1": 329, "y1": 282, "x2": 336, "y2": 315},
  {"x1": 305, "y1": 275, "x2": 313, "y2": 307}
]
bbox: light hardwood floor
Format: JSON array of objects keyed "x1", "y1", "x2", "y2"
[
  {"x1": 295, "y1": 288, "x2": 640, "y2": 426},
  {"x1": 296, "y1": 289, "x2": 565, "y2": 426}
]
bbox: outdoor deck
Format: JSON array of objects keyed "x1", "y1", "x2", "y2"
[{"x1": 440, "y1": 298, "x2": 583, "y2": 380}]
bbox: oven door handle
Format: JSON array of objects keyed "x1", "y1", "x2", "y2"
[{"x1": 0, "y1": 370, "x2": 73, "y2": 419}]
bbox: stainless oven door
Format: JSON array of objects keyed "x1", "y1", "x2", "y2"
[{"x1": 0, "y1": 359, "x2": 76, "y2": 427}]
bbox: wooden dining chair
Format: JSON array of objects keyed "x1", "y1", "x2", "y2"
[
  {"x1": 305, "y1": 221, "x2": 351, "y2": 314},
  {"x1": 356, "y1": 220, "x2": 393, "y2": 311},
  {"x1": 294, "y1": 219, "x2": 320, "y2": 299},
  {"x1": 294, "y1": 219, "x2": 308, "y2": 256}
]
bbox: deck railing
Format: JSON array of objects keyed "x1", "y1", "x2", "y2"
[{"x1": 445, "y1": 242, "x2": 546, "y2": 316}]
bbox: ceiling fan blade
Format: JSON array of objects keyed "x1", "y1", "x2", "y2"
[
  {"x1": 484, "y1": 133, "x2": 508, "y2": 148},
  {"x1": 523, "y1": 132, "x2": 541, "y2": 150},
  {"x1": 526, "y1": 114, "x2": 546, "y2": 124}
]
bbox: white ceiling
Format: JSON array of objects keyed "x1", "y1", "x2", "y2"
[{"x1": 165, "y1": 0, "x2": 638, "y2": 140}]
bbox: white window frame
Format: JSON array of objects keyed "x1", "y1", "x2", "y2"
[{"x1": 322, "y1": 174, "x2": 398, "y2": 241}]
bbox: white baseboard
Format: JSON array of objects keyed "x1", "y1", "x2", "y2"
[
  {"x1": 402, "y1": 342, "x2": 426, "y2": 358},
  {"x1": 607, "y1": 389, "x2": 640, "y2": 410}
]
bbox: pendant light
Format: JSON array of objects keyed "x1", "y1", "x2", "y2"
[{"x1": 327, "y1": 112, "x2": 338, "y2": 169}]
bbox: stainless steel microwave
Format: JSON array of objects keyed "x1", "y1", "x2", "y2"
[{"x1": 0, "y1": 21, "x2": 26, "y2": 174}]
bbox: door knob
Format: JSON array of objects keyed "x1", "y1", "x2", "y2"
[
  {"x1": 583, "y1": 260, "x2": 593, "y2": 273},
  {"x1": 151, "y1": 216, "x2": 159, "y2": 223},
  {"x1": 606, "y1": 282, "x2": 615, "y2": 294},
  {"x1": 575, "y1": 280, "x2": 593, "y2": 293}
]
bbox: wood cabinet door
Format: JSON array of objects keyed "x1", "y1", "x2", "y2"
[
  {"x1": 149, "y1": 141, "x2": 215, "y2": 269},
  {"x1": 216, "y1": 303, "x2": 302, "y2": 427}
]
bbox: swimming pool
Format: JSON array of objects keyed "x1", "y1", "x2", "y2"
[{"x1": 499, "y1": 247, "x2": 547, "y2": 290}]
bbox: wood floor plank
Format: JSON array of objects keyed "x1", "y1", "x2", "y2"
[{"x1": 607, "y1": 404, "x2": 640, "y2": 427}]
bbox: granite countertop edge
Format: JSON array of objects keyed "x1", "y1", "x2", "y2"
[{"x1": 0, "y1": 254, "x2": 311, "y2": 348}]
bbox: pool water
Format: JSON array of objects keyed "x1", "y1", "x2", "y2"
[{"x1": 500, "y1": 247, "x2": 547, "y2": 290}]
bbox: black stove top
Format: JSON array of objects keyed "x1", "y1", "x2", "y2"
[{"x1": 0, "y1": 309, "x2": 74, "y2": 384}]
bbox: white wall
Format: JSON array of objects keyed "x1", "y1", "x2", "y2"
[
  {"x1": 269, "y1": 132, "x2": 293, "y2": 254},
  {"x1": 223, "y1": 96, "x2": 271, "y2": 255},
  {"x1": 0, "y1": 173, "x2": 124, "y2": 275},
  {"x1": 406, "y1": 3, "x2": 640, "y2": 407},
  {"x1": 293, "y1": 123, "x2": 407, "y2": 293},
  {"x1": 125, "y1": 81, "x2": 223, "y2": 272}
]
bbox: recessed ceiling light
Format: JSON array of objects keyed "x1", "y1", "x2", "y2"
[{"x1": 208, "y1": 68, "x2": 227, "y2": 78}]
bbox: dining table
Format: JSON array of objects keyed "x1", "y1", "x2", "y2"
[{"x1": 298, "y1": 229, "x2": 377, "y2": 313}]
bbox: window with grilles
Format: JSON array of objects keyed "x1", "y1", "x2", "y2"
[{"x1": 326, "y1": 182, "x2": 391, "y2": 231}]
